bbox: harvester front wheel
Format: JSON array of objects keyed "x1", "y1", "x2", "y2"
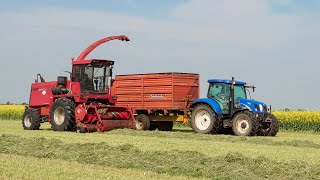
[
  {"x1": 257, "y1": 114, "x2": 279, "y2": 136},
  {"x1": 158, "y1": 121, "x2": 174, "y2": 131},
  {"x1": 22, "y1": 108, "x2": 41, "y2": 130},
  {"x1": 50, "y1": 98, "x2": 76, "y2": 131},
  {"x1": 190, "y1": 104, "x2": 219, "y2": 134},
  {"x1": 135, "y1": 114, "x2": 150, "y2": 130},
  {"x1": 232, "y1": 111, "x2": 258, "y2": 136}
]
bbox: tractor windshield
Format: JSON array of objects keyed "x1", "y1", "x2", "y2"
[
  {"x1": 234, "y1": 85, "x2": 246, "y2": 101},
  {"x1": 73, "y1": 64, "x2": 112, "y2": 94},
  {"x1": 208, "y1": 83, "x2": 247, "y2": 114}
]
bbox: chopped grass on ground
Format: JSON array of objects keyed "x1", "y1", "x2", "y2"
[{"x1": 0, "y1": 120, "x2": 320, "y2": 179}]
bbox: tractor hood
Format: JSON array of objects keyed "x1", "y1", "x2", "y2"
[{"x1": 238, "y1": 98, "x2": 267, "y2": 113}]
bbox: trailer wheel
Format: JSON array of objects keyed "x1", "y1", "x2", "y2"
[
  {"x1": 135, "y1": 114, "x2": 150, "y2": 130},
  {"x1": 257, "y1": 114, "x2": 279, "y2": 136},
  {"x1": 191, "y1": 104, "x2": 219, "y2": 134},
  {"x1": 50, "y1": 98, "x2": 76, "y2": 131},
  {"x1": 232, "y1": 111, "x2": 258, "y2": 136},
  {"x1": 158, "y1": 121, "x2": 174, "y2": 131},
  {"x1": 22, "y1": 108, "x2": 41, "y2": 130}
]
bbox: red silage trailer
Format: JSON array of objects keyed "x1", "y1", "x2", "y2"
[{"x1": 112, "y1": 72, "x2": 200, "y2": 131}]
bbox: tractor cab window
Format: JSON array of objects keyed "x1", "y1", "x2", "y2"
[
  {"x1": 234, "y1": 85, "x2": 246, "y2": 101},
  {"x1": 208, "y1": 83, "x2": 230, "y2": 114},
  {"x1": 72, "y1": 64, "x2": 111, "y2": 93}
]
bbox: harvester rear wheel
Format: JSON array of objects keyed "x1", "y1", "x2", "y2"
[
  {"x1": 22, "y1": 108, "x2": 41, "y2": 130},
  {"x1": 232, "y1": 111, "x2": 258, "y2": 136},
  {"x1": 158, "y1": 121, "x2": 174, "y2": 131},
  {"x1": 50, "y1": 98, "x2": 76, "y2": 131},
  {"x1": 190, "y1": 104, "x2": 219, "y2": 134},
  {"x1": 257, "y1": 114, "x2": 279, "y2": 136},
  {"x1": 135, "y1": 114, "x2": 150, "y2": 130}
]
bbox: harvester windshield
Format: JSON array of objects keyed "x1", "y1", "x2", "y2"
[{"x1": 72, "y1": 62, "x2": 112, "y2": 94}]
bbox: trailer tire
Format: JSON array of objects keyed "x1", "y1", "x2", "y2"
[
  {"x1": 135, "y1": 114, "x2": 150, "y2": 130},
  {"x1": 22, "y1": 108, "x2": 41, "y2": 130},
  {"x1": 257, "y1": 114, "x2": 279, "y2": 136},
  {"x1": 232, "y1": 111, "x2": 258, "y2": 136},
  {"x1": 158, "y1": 121, "x2": 174, "y2": 131},
  {"x1": 50, "y1": 98, "x2": 76, "y2": 131},
  {"x1": 190, "y1": 104, "x2": 219, "y2": 134}
]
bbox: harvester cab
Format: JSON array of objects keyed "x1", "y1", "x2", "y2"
[
  {"x1": 190, "y1": 77, "x2": 279, "y2": 136},
  {"x1": 22, "y1": 35, "x2": 135, "y2": 133}
]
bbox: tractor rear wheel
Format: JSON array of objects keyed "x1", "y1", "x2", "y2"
[
  {"x1": 232, "y1": 111, "x2": 258, "y2": 136},
  {"x1": 257, "y1": 114, "x2": 279, "y2": 136},
  {"x1": 50, "y1": 98, "x2": 76, "y2": 131},
  {"x1": 190, "y1": 104, "x2": 219, "y2": 134},
  {"x1": 22, "y1": 108, "x2": 41, "y2": 130},
  {"x1": 158, "y1": 121, "x2": 174, "y2": 131},
  {"x1": 135, "y1": 114, "x2": 150, "y2": 130}
]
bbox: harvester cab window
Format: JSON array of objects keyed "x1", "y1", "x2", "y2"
[{"x1": 208, "y1": 83, "x2": 230, "y2": 114}]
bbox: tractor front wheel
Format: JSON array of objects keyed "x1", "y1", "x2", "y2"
[
  {"x1": 190, "y1": 104, "x2": 219, "y2": 134},
  {"x1": 22, "y1": 108, "x2": 41, "y2": 130},
  {"x1": 232, "y1": 111, "x2": 258, "y2": 136},
  {"x1": 135, "y1": 114, "x2": 150, "y2": 130},
  {"x1": 50, "y1": 98, "x2": 76, "y2": 131},
  {"x1": 257, "y1": 114, "x2": 279, "y2": 136}
]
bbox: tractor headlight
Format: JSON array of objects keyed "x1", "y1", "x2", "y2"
[
  {"x1": 254, "y1": 104, "x2": 263, "y2": 112},
  {"x1": 254, "y1": 104, "x2": 259, "y2": 111},
  {"x1": 112, "y1": 96, "x2": 117, "y2": 100}
]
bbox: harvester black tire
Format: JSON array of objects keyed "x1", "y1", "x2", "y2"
[
  {"x1": 158, "y1": 121, "x2": 174, "y2": 131},
  {"x1": 50, "y1": 98, "x2": 76, "y2": 131},
  {"x1": 257, "y1": 114, "x2": 279, "y2": 136},
  {"x1": 190, "y1": 104, "x2": 219, "y2": 134},
  {"x1": 22, "y1": 108, "x2": 41, "y2": 130},
  {"x1": 135, "y1": 114, "x2": 150, "y2": 130},
  {"x1": 232, "y1": 111, "x2": 258, "y2": 136}
]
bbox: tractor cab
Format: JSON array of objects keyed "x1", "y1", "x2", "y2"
[
  {"x1": 72, "y1": 59, "x2": 114, "y2": 94},
  {"x1": 207, "y1": 79, "x2": 267, "y2": 116}
]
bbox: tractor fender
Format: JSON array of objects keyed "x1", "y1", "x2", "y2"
[{"x1": 190, "y1": 98, "x2": 222, "y2": 117}]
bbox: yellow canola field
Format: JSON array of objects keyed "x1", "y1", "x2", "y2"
[
  {"x1": 0, "y1": 105, "x2": 319, "y2": 131},
  {"x1": 273, "y1": 111, "x2": 320, "y2": 131},
  {"x1": 0, "y1": 105, "x2": 25, "y2": 120}
]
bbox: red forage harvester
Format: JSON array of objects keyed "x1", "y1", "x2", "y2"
[{"x1": 22, "y1": 35, "x2": 135, "y2": 133}]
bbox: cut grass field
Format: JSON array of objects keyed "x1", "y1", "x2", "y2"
[{"x1": 0, "y1": 120, "x2": 320, "y2": 179}]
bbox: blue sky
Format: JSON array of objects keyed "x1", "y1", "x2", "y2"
[{"x1": 0, "y1": 0, "x2": 320, "y2": 109}]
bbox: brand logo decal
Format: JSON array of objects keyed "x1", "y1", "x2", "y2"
[{"x1": 150, "y1": 94, "x2": 166, "y2": 98}]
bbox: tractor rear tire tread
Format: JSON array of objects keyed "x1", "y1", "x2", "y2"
[
  {"x1": 22, "y1": 108, "x2": 41, "y2": 130},
  {"x1": 191, "y1": 104, "x2": 219, "y2": 134},
  {"x1": 50, "y1": 98, "x2": 76, "y2": 131}
]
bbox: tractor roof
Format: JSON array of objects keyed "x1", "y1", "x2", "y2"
[{"x1": 208, "y1": 79, "x2": 246, "y2": 85}]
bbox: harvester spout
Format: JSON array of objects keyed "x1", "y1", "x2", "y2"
[{"x1": 75, "y1": 35, "x2": 130, "y2": 61}]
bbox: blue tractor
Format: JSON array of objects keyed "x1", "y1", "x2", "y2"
[{"x1": 190, "y1": 77, "x2": 279, "y2": 136}]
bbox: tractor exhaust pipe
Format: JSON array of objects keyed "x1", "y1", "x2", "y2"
[{"x1": 229, "y1": 77, "x2": 235, "y2": 116}]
